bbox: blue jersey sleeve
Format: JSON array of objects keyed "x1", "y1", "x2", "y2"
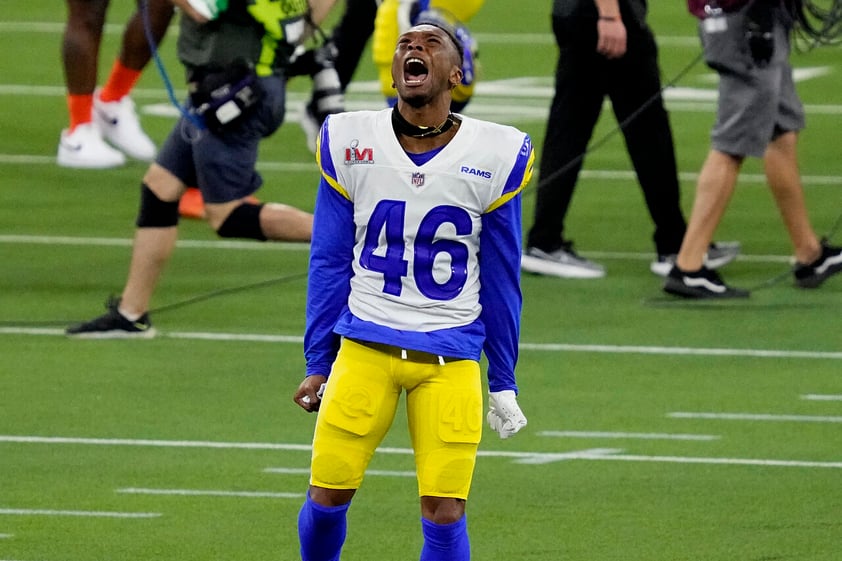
[
  {"x1": 304, "y1": 177, "x2": 355, "y2": 376},
  {"x1": 479, "y1": 192, "x2": 523, "y2": 393}
]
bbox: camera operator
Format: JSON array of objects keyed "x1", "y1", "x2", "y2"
[{"x1": 67, "y1": 0, "x2": 339, "y2": 338}]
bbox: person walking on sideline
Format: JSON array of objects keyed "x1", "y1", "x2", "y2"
[
  {"x1": 521, "y1": 0, "x2": 740, "y2": 279},
  {"x1": 664, "y1": 0, "x2": 842, "y2": 298}
]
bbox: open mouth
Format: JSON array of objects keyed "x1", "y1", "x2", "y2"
[{"x1": 403, "y1": 57, "x2": 428, "y2": 84}]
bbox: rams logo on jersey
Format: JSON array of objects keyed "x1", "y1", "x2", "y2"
[{"x1": 460, "y1": 165, "x2": 492, "y2": 180}]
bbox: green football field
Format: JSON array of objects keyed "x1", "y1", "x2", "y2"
[{"x1": 1, "y1": 2, "x2": 841, "y2": 560}]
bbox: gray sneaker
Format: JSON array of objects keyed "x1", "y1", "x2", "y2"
[
  {"x1": 66, "y1": 297, "x2": 156, "y2": 339},
  {"x1": 705, "y1": 241, "x2": 742, "y2": 269},
  {"x1": 521, "y1": 245, "x2": 606, "y2": 279},
  {"x1": 650, "y1": 241, "x2": 741, "y2": 277}
]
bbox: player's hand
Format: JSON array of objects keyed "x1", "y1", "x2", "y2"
[
  {"x1": 487, "y1": 390, "x2": 527, "y2": 439},
  {"x1": 596, "y1": 18, "x2": 627, "y2": 59},
  {"x1": 294, "y1": 375, "x2": 327, "y2": 413}
]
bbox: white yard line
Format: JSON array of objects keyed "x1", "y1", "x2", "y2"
[
  {"x1": 116, "y1": 488, "x2": 302, "y2": 499},
  {"x1": 0, "y1": 509, "x2": 160, "y2": 519},
  {"x1": 2, "y1": 326, "x2": 842, "y2": 361},
  {"x1": 264, "y1": 467, "x2": 416, "y2": 477},
  {"x1": 668, "y1": 412, "x2": 842, "y2": 423},
  {"x1": 538, "y1": 431, "x2": 720, "y2": 441},
  {"x1": 801, "y1": 394, "x2": 842, "y2": 401},
  {"x1": 577, "y1": 450, "x2": 842, "y2": 469},
  {"x1": 518, "y1": 342, "x2": 842, "y2": 360},
  {"x1": 0, "y1": 435, "x2": 313, "y2": 452},
  {"x1": 1, "y1": 435, "x2": 840, "y2": 469},
  {"x1": 3, "y1": 151, "x2": 842, "y2": 185}
]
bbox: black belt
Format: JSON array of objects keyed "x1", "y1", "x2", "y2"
[{"x1": 349, "y1": 338, "x2": 461, "y2": 365}]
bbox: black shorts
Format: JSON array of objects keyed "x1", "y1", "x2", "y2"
[{"x1": 155, "y1": 74, "x2": 286, "y2": 203}]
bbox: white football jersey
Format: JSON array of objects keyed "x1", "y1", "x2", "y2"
[{"x1": 319, "y1": 109, "x2": 528, "y2": 332}]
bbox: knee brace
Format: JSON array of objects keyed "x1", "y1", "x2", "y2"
[
  {"x1": 216, "y1": 202, "x2": 267, "y2": 241},
  {"x1": 136, "y1": 183, "x2": 179, "y2": 228}
]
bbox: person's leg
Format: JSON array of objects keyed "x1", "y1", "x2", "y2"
[
  {"x1": 675, "y1": 149, "x2": 742, "y2": 272},
  {"x1": 122, "y1": 0, "x2": 174, "y2": 69},
  {"x1": 203, "y1": 200, "x2": 313, "y2": 242},
  {"x1": 123, "y1": 163, "x2": 314, "y2": 317},
  {"x1": 65, "y1": 118, "x2": 194, "y2": 338},
  {"x1": 94, "y1": 0, "x2": 174, "y2": 161},
  {"x1": 419, "y1": 501, "x2": 470, "y2": 561},
  {"x1": 119, "y1": 163, "x2": 184, "y2": 318},
  {"x1": 300, "y1": 339, "x2": 401, "y2": 560},
  {"x1": 407, "y1": 359, "x2": 480, "y2": 561},
  {"x1": 62, "y1": 0, "x2": 109, "y2": 126},
  {"x1": 58, "y1": 0, "x2": 126, "y2": 168},
  {"x1": 299, "y1": 488, "x2": 354, "y2": 561},
  {"x1": 526, "y1": 43, "x2": 604, "y2": 252},
  {"x1": 608, "y1": 30, "x2": 686, "y2": 257},
  {"x1": 98, "y1": 0, "x2": 174, "y2": 102},
  {"x1": 762, "y1": 131, "x2": 822, "y2": 264},
  {"x1": 519, "y1": 26, "x2": 607, "y2": 278}
]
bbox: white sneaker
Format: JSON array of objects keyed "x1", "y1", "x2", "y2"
[
  {"x1": 94, "y1": 92, "x2": 156, "y2": 161},
  {"x1": 521, "y1": 245, "x2": 606, "y2": 279},
  {"x1": 57, "y1": 123, "x2": 126, "y2": 169}
]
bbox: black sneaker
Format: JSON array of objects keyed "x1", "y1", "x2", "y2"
[
  {"x1": 793, "y1": 240, "x2": 842, "y2": 288},
  {"x1": 663, "y1": 265, "x2": 750, "y2": 299},
  {"x1": 66, "y1": 297, "x2": 156, "y2": 339}
]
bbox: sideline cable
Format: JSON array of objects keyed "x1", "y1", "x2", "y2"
[
  {"x1": 0, "y1": 272, "x2": 309, "y2": 328},
  {"x1": 520, "y1": 49, "x2": 705, "y2": 199}
]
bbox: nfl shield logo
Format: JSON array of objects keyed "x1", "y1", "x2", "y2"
[{"x1": 411, "y1": 172, "x2": 425, "y2": 187}]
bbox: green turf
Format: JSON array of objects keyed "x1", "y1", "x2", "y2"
[{"x1": 1, "y1": 2, "x2": 841, "y2": 560}]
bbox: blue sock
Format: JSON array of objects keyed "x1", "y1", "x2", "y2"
[
  {"x1": 298, "y1": 493, "x2": 349, "y2": 561},
  {"x1": 419, "y1": 515, "x2": 470, "y2": 561}
]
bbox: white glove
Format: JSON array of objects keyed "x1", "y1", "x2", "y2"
[{"x1": 487, "y1": 390, "x2": 527, "y2": 439}]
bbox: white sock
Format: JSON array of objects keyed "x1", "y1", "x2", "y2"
[{"x1": 118, "y1": 306, "x2": 142, "y2": 322}]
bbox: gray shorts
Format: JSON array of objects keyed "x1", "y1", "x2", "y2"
[
  {"x1": 699, "y1": 7, "x2": 805, "y2": 158},
  {"x1": 156, "y1": 74, "x2": 286, "y2": 203}
]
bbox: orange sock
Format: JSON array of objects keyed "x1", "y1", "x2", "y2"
[
  {"x1": 67, "y1": 93, "x2": 94, "y2": 132},
  {"x1": 99, "y1": 60, "x2": 143, "y2": 102}
]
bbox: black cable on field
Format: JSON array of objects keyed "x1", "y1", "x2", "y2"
[
  {"x1": 0, "y1": 272, "x2": 308, "y2": 328},
  {"x1": 148, "y1": 272, "x2": 309, "y2": 315}
]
